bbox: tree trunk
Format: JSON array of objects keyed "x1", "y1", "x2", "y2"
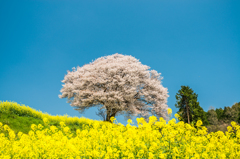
[
  {"x1": 106, "y1": 113, "x2": 111, "y2": 122},
  {"x1": 186, "y1": 101, "x2": 190, "y2": 124},
  {"x1": 105, "y1": 107, "x2": 117, "y2": 123}
]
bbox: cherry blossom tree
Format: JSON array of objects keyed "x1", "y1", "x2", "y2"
[{"x1": 59, "y1": 53, "x2": 169, "y2": 122}]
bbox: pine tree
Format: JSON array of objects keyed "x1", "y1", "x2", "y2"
[{"x1": 175, "y1": 86, "x2": 209, "y2": 125}]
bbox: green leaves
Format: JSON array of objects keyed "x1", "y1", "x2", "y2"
[{"x1": 175, "y1": 86, "x2": 208, "y2": 126}]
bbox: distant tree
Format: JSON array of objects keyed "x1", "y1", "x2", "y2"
[
  {"x1": 207, "y1": 107, "x2": 218, "y2": 125},
  {"x1": 237, "y1": 102, "x2": 240, "y2": 123},
  {"x1": 222, "y1": 103, "x2": 240, "y2": 123},
  {"x1": 194, "y1": 109, "x2": 209, "y2": 126},
  {"x1": 215, "y1": 108, "x2": 224, "y2": 120},
  {"x1": 231, "y1": 103, "x2": 240, "y2": 123},
  {"x1": 59, "y1": 53, "x2": 169, "y2": 122},
  {"x1": 223, "y1": 106, "x2": 233, "y2": 123},
  {"x1": 207, "y1": 102, "x2": 240, "y2": 133},
  {"x1": 175, "y1": 86, "x2": 208, "y2": 125}
]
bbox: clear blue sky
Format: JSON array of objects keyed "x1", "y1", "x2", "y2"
[{"x1": 1, "y1": 0, "x2": 239, "y2": 126}]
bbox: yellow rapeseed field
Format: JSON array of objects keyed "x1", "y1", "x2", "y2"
[{"x1": 0, "y1": 101, "x2": 240, "y2": 158}]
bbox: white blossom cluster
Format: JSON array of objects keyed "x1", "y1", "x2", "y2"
[{"x1": 59, "y1": 53, "x2": 169, "y2": 120}]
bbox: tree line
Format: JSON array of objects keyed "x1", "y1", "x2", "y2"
[{"x1": 175, "y1": 85, "x2": 240, "y2": 132}]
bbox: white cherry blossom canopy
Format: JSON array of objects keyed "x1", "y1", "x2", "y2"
[{"x1": 59, "y1": 53, "x2": 169, "y2": 121}]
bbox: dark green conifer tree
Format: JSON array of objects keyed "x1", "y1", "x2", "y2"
[{"x1": 175, "y1": 86, "x2": 209, "y2": 125}]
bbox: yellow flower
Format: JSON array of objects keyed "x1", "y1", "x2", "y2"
[
  {"x1": 3, "y1": 125, "x2": 10, "y2": 131},
  {"x1": 17, "y1": 132, "x2": 23, "y2": 138},
  {"x1": 50, "y1": 126, "x2": 58, "y2": 133},
  {"x1": 9, "y1": 130, "x2": 16, "y2": 140},
  {"x1": 231, "y1": 121, "x2": 237, "y2": 128},
  {"x1": 128, "y1": 152, "x2": 135, "y2": 159},
  {"x1": 136, "y1": 117, "x2": 146, "y2": 125},
  {"x1": 63, "y1": 127, "x2": 70, "y2": 133},
  {"x1": 220, "y1": 153, "x2": 226, "y2": 159},
  {"x1": 149, "y1": 152, "x2": 154, "y2": 159},
  {"x1": 110, "y1": 117, "x2": 116, "y2": 123},
  {"x1": 227, "y1": 126, "x2": 232, "y2": 133},
  {"x1": 60, "y1": 121, "x2": 66, "y2": 128},
  {"x1": 0, "y1": 122, "x2": 3, "y2": 129},
  {"x1": 174, "y1": 113, "x2": 180, "y2": 120},
  {"x1": 37, "y1": 124, "x2": 43, "y2": 130},
  {"x1": 137, "y1": 149, "x2": 144, "y2": 157},
  {"x1": 196, "y1": 120, "x2": 202, "y2": 127},
  {"x1": 167, "y1": 108, "x2": 172, "y2": 115},
  {"x1": 127, "y1": 119, "x2": 133, "y2": 124},
  {"x1": 31, "y1": 124, "x2": 37, "y2": 131},
  {"x1": 159, "y1": 153, "x2": 165, "y2": 159},
  {"x1": 43, "y1": 118, "x2": 49, "y2": 126}
]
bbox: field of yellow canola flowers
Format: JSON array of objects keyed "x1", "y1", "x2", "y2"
[{"x1": 1, "y1": 102, "x2": 240, "y2": 158}]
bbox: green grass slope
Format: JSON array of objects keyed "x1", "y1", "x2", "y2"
[{"x1": 0, "y1": 101, "x2": 105, "y2": 137}]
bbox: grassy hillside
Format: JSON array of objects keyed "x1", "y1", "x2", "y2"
[{"x1": 0, "y1": 101, "x2": 108, "y2": 137}]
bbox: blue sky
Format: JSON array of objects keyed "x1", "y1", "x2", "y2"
[{"x1": 0, "y1": 0, "x2": 239, "y2": 126}]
